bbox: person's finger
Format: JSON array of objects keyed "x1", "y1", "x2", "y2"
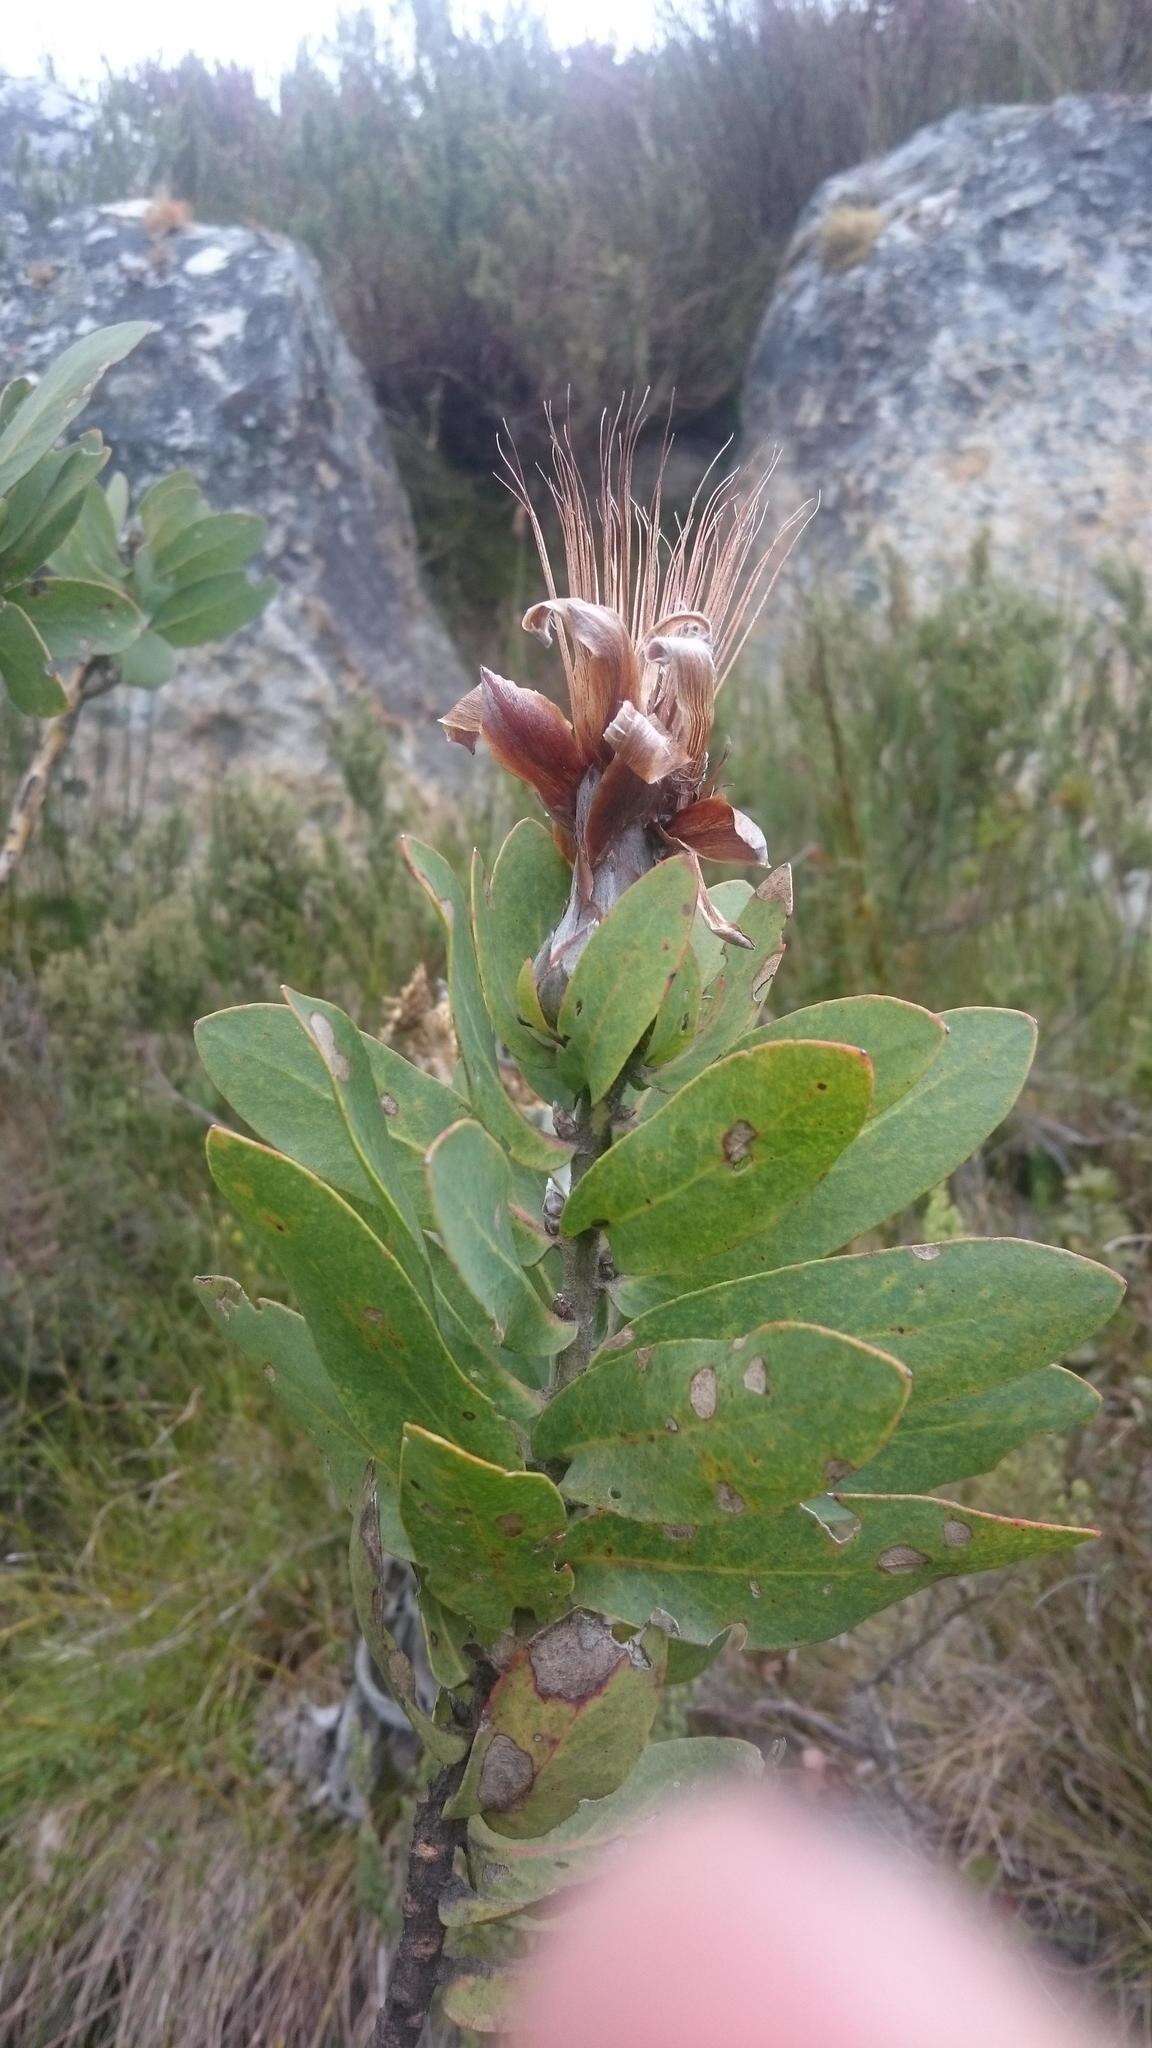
[{"x1": 512, "y1": 1788, "x2": 1113, "y2": 2048}]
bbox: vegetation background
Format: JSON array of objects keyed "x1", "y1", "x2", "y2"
[{"x1": 3, "y1": 1, "x2": 1152, "y2": 2040}]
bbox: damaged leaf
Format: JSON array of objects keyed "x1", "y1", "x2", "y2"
[
  {"x1": 740, "y1": 995, "x2": 947, "y2": 1117},
  {"x1": 565, "y1": 1493, "x2": 1092, "y2": 1649},
  {"x1": 464, "y1": 1737, "x2": 763, "y2": 1916},
  {"x1": 449, "y1": 1610, "x2": 666, "y2": 1837},
  {"x1": 534, "y1": 1321, "x2": 909, "y2": 1522},
  {"x1": 563, "y1": 1039, "x2": 873, "y2": 1276},
  {"x1": 400, "y1": 1425, "x2": 572, "y2": 1638}
]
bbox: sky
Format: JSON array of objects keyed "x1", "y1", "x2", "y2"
[{"x1": 7, "y1": 0, "x2": 665, "y2": 91}]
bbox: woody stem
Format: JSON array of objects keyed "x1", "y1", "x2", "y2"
[{"x1": 552, "y1": 1091, "x2": 615, "y2": 1395}]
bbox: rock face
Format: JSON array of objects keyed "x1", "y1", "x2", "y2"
[
  {"x1": 743, "y1": 96, "x2": 1152, "y2": 609},
  {"x1": 0, "y1": 88, "x2": 467, "y2": 798}
]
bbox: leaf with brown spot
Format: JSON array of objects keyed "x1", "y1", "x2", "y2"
[
  {"x1": 399, "y1": 1424, "x2": 571, "y2": 1640},
  {"x1": 534, "y1": 1322, "x2": 908, "y2": 1523},
  {"x1": 563, "y1": 1040, "x2": 873, "y2": 1276},
  {"x1": 463, "y1": 1737, "x2": 763, "y2": 1917},
  {"x1": 564, "y1": 1494, "x2": 1092, "y2": 1649},
  {"x1": 737, "y1": 995, "x2": 947, "y2": 1119},
  {"x1": 448, "y1": 1610, "x2": 667, "y2": 1838}
]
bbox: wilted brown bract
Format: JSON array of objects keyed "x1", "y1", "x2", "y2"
[{"x1": 440, "y1": 403, "x2": 814, "y2": 1005}]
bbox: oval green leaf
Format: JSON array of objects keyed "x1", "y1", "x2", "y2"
[
  {"x1": 400, "y1": 1424, "x2": 571, "y2": 1638},
  {"x1": 427, "y1": 1119, "x2": 575, "y2": 1356},
  {"x1": 555, "y1": 856, "x2": 697, "y2": 1103}
]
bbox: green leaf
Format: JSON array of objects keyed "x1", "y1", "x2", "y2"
[
  {"x1": 464, "y1": 1738, "x2": 763, "y2": 1916},
  {"x1": 281, "y1": 987, "x2": 432, "y2": 1303},
  {"x1": 0, "y1": 601, "x2": 68, "y2": 714},
  {"x1": 399, "y1": 1425, "x2": 571, "y2": 1637},
  {"x1": 403, "y1": 838, "x2": 570, "y2": 1173},
  {"x1": 664, "y1": 1629, "x2": 738, "y2": 1685},
  {"x1": 564, "y1": 1039, "x2": 873, "y2": 1277},
  {"x1": 625, "y1": 1008, "x2": 1039, "y2": 1300},
  {"x1": 742, "y1": 996, "x2": 947, "y2": 1117},
  {"x1": 193, "y1": 1275, "x2": 408, "y2": 1550},
  {"x1": 643, "y1": 944, "x2": 702, "y2": 1070},
  {"x1": 535, "y1": 1321, "x2": 909, "y2": 1522},
  {"x1": 137, "y1": 469, "x2": 202, "y2": 539},
  {"x1": 842, "y1": 1365, "x2": 1100, "y2": 1494},
  {"x1": 556, "y1": 857, "x2": 697, "y2": 1102},
  {"x1": 440, "y1": 1970, "x2": 515, "y2": 2034},
  {"x1": 646, "y1": 865, "x2": 792, "y2": 1093},
  {"x1": 614, "y1": 1238, "x2": 1124, "y2": 1404},
  {"x1": 350, "y1": 1467, "x2": 467, "y2": 1764},
  {"x1": 565, "y1": 1494, "x2": 1092, "y2": 1649},
  {"x1": 205, "y1": 1129, "x2": 520, "y2": 1477},
  {"x1": 0, "y1": 322, "x2": 153, "y2": 497},
  {"x1": 419, "y1": 1584, "x2": 474, "y2": 1688},
  {"x1": 104, "y1": 472, "x2": 130, "y2": 533},
  {"x1": 0, "y1": 378, "x2": 33, "y2": 432},
  {"x1": 0, "y1": 436, "x2": 109, "y2": 581},
  {"x1": 154, "y1": 510, "x2": 264, "y2": 583},
  {"x1": 118, "y1": 630, "x2": 177, "y2": 689},
  {"x1": 16, "y1": 576, "x2": 145, "y2": 659},
  {"x1": 471, "y1": 825, "x2": 573, "y2": 1103},
  {"x1": 150, "y1": 570, "x2": 275, "y2": 647},
  {"x1": 46, "y1": 475, "x2": 122, "y2": 584},
  {"x1": 426, "y1": 1239, "x2": 548, "y2": 1424},
  {"x1": 195, "y1": 1002, "x2": 468, "y2": 1222},
  {"x1": 427, "y1": 1119, "x2": 574, "y2": 1357},
  {"x1": 449, "y1": 1611, "x2": 665, "y2": 1837}
]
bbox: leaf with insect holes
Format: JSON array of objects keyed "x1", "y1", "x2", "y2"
[
  {"x1": 534, "y1": 1321, "x2": 909, "y2": 1523},
  {"x1": 0, "y1": 322, "x2": 153, "y2": 497},
  {"x1": 350, "y1": 1467, "x2": 467, "y2": 1764},
  {"x1": 205, "y1": 1129, "x2": 520, "y2": 1476},
  {"x1": 646, "y1": 865, "x2": 791, "y2": 1093},
  {"x1": 564, "y1": 1040, "x2": 873, "y2": 1276},
  {"x1": 281, "y1": 986, "x2": 431, "y2": 1303},
  {"x1": 619, "y1": 1009, "x2": 1040, "y2": 1307},
  {"x1": 556, "y1": 856, "x2": 697, "y2": 1102},
  {"x1": 472, "y1": 826, "x2": 573, "y2": 1103},
  {"x1": 612, "y1": 1238, "x2": 1123, "y2": 1402},
  {"x1": 564, "y1": 1494, "x2": 1092, "y2": 1649},
  {"x1": 400, "y1": 1425, "x2": 571, "y2": 1637},
  {"x1": 460, "y1": 1737, "x2": 763, "y2": 1918},
  {"x1": 0, "y1": 601, "x2": 67, "y2": 714},
  {"x1": 841, "y1": 1364, "x2": 1100, "y2": 1494},
  {"x1": 403, "y1": 838, "x2": 570, "y2": 1174},
  {"x1": 193, "y1": 1276, "x2": 410, "y2": 1553},
  {"x1": 195, "y1": 1001, "x2": 469, "y2": 1226},
  {"x1": 16, "y1": 576, "x2": 145, "y2": 658},
  {"x1": 448, "y1": 1611, "x2": 666, "y2": 1837},
  {"x1": 738, "y1": 995, "x2": 947, "y2": 1117},
  {"x1": 427, "y1": 1119, "x2": 574, "y2": 1357}
]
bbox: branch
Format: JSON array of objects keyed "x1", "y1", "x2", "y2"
[
  {"x1": 0, "y1": 658, "x2": 107, "y2": 891},
  {"x1": 551, "y1": 1091, "x2": 615, "y2": 1394},
  {"x1": 373, "y1": 1745, "x2": 471, "y2": 2048}
]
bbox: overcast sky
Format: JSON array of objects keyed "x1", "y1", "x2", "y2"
[{"x1": 7, "y1": 0, "x2": 664, "y2": 90}]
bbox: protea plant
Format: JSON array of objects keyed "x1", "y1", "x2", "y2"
[
  {"x1": 441, "y1": 412, "x2": 812, "y2": 1014},
  {"x1": 197, "y1": 409, "x2": 1122, "y2": 2048}
]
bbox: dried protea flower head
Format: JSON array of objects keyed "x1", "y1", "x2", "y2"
[{"x1": 441, "y1": 402, "x2": 813, "y2": 1019}]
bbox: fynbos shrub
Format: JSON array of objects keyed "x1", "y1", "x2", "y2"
[{"x1": 198, "y1": 415, "x2": 1123, "y2": 2044}]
